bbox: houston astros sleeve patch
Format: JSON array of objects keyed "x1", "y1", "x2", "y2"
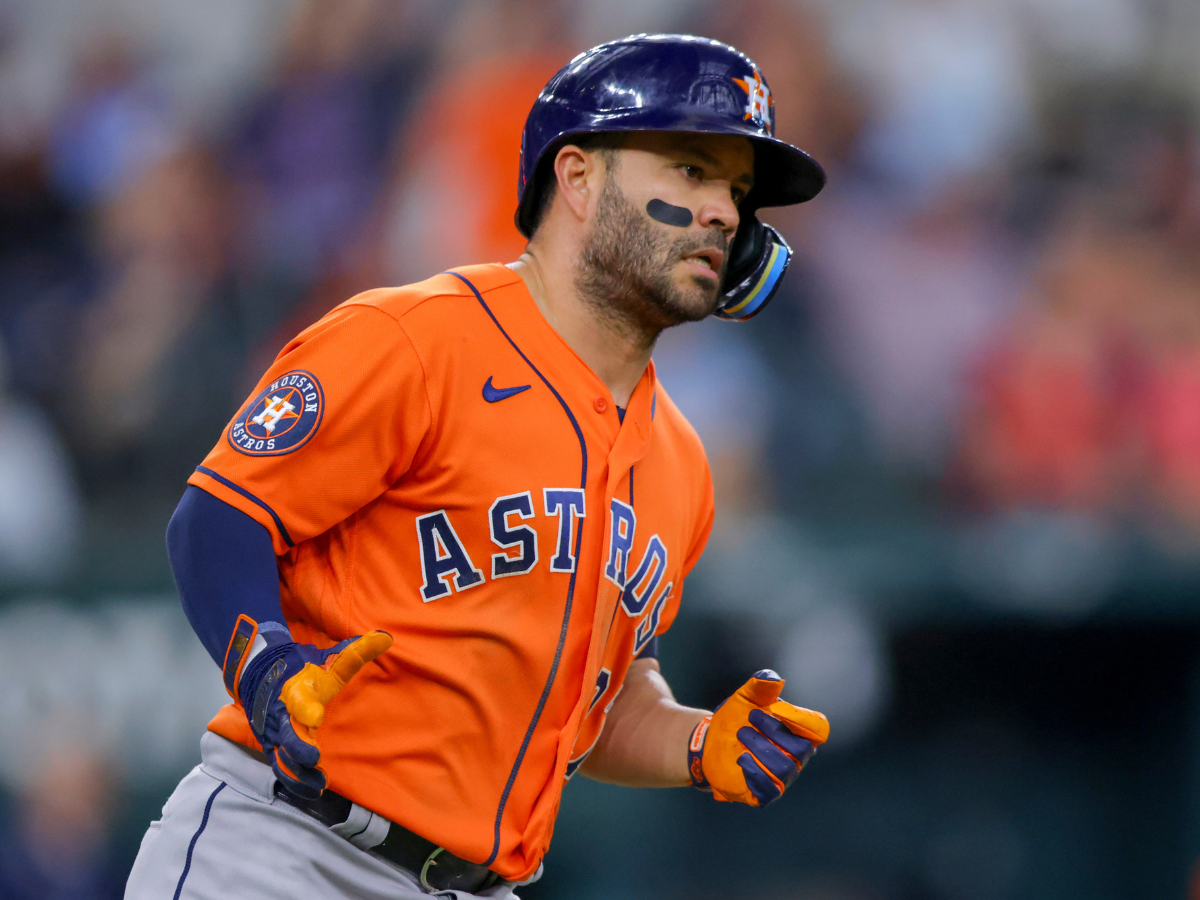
[{"x1": 228, "y1": 370, "x2": 325, "y2": 456}]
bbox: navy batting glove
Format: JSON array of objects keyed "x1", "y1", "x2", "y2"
[
  {"x1": 735, "y1": 708, "x2": 817, "y2": 805},
  {"x1": 239, "y1": 631, "x2": 338, "y2": 799},
  {"x1": 227, "y1": 617, "x2": 392, "y2": 799}
]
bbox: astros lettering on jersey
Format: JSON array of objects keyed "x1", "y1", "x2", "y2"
[{"x1": 189, "y1": 264, "x2": 714, "y2": 881}]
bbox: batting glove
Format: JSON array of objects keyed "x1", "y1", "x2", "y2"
[
  {"x1": 688, "y1": 669, "x2": 829, "y2": 807},
  {"x1": 223, "y1": 615, "x2": 392, "y2": 799}
]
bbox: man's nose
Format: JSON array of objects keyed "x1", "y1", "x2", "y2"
[{"x1": 696, "y1": 188, "x2": 740, "y2": 236}]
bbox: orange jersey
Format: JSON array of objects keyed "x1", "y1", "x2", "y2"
[{"x1": 190, "y1": 264, "x2": 714, "y2": 880}]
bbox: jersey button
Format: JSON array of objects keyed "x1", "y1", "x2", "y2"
[{"x1": 594, "y1": 397, "x2": 608, "y2": 413}]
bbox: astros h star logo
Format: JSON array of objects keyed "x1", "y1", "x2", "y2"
[
  {"x1": 251, "y1": 392, "x2": 302, "y2": 435},
  {"x1": 733, "y1": 69, "x2": 773, "y2": 133}
]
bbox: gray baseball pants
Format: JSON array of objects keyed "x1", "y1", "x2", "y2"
[{"x1": 125, "y1": 731, "x2": 526, "y2": 899}]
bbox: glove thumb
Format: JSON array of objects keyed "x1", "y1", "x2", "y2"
[
  {"x1": 736, "y1": 669, "x2": 785, "y2": 708},
  {"x1": 282, "y1": 631, "x2": 393, "y2": 728},
  {"x1": 325, "y1": 630, "x2": 393, "y2": 688}
]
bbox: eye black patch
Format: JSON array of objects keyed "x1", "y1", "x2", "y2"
[{"x1": 646, "y1": 199, "x2": 693, "y2": 228}]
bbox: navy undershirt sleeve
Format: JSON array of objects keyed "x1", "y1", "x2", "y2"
[
  {"x1": 635, "y1": 636, "x2": 659, "y2": 660},
  {"x1": 167, "y1": 485, "x2": 286, "y2": 667}
]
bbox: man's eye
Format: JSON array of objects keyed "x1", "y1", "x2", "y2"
[
  {"x1": 682, "y1": 165, "x2": 702, "y2": 179},
  {"x1": 732, "y1": 188, "x2": 746, "y2": 205}
]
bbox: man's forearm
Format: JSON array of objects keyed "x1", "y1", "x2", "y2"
[
  {"x1": 168, "y1": 485, "x2": 285, "y2": 668},
  {"x1": 579, "y1": 658, "x2": 707, "y2": 787}
]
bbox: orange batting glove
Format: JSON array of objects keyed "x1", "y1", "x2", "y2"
[{"x1": 688, "y1": 669, "x2": 829, "y2": 806}]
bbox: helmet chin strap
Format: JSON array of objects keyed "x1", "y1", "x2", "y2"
[{"x1": 714, "y1": 216, "x2": 792, "y2": 322}]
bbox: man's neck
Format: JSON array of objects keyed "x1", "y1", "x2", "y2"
[{"x1": 508, "y1": 251, "x2": 654, "y2": 408}]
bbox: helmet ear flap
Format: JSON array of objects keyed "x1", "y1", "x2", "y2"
[
  {"x1": 515, "y1": 152, "x2": 560, "y2": 239},
  {"x1": 715, "y1": 217, "x2": 792, "y2": 321}
]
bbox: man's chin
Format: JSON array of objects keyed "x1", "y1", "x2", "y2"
[{"x1": 674, "y1": 274, "x2": 722, "y2": 320}]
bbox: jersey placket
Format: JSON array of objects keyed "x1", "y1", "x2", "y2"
[{"x1": 556, "y1": 365, "x2": 656, "y2": 785}]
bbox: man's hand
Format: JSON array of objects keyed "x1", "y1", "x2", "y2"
[
  {"x1": 689, "y1": 669, "x2": 829, "y2": 806},
  {"x1": 229, "y1": 618, "x2": 392, "y2": 799}
]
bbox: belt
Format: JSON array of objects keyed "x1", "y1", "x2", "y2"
[{"x1": 275, "y1": 785, "x2": 502, "y2": 894}]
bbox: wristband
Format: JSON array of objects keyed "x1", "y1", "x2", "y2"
[
  {"x1": 222, "y1": 615, "x2": 293, "y2": 707},
  {"x1": 688, "y1": 714, "x2": 713, "y2": 790},
  {"x1": 222, "y1": 615, "x2": 259, "y2": 700}
]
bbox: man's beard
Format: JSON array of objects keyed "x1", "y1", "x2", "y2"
[{"x1": 574, "y1": 178, "x2": 727, "y2": 345}]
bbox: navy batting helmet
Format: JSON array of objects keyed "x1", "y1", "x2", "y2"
[{"x1": 515, "y1": 33, "x2": 826, "y2": 321}]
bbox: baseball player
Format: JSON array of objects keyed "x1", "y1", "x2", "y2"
[{"x1": 125, "y1": 34, "x2": 830, "y2": 899}]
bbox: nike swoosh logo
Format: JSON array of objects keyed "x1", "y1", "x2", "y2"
[{"x1": 483, "y1": 376, "x2": 531, "y2": 403}]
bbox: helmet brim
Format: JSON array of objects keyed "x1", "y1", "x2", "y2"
[
  {"x1": 747, "y1": 134, "x2": 826, "y2": 208},
  {"x1": 515, "y1": 118, "x2": 825, "y2": 237},
  {"x1": 589, "y1": 108, "x2": 827, "y2": 207}
]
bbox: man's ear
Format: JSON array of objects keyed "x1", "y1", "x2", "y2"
[{"x1": 552, "y1": 144, "x2": 606, "y2": 224}]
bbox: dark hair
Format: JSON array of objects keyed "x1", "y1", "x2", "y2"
[{"x1": 523, "y1": 132, "x2": 625, "y2": 238}]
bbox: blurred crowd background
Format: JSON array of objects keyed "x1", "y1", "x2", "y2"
[{"x1": 0, "y1": 0, "x2": 1198, "y2": 897}]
